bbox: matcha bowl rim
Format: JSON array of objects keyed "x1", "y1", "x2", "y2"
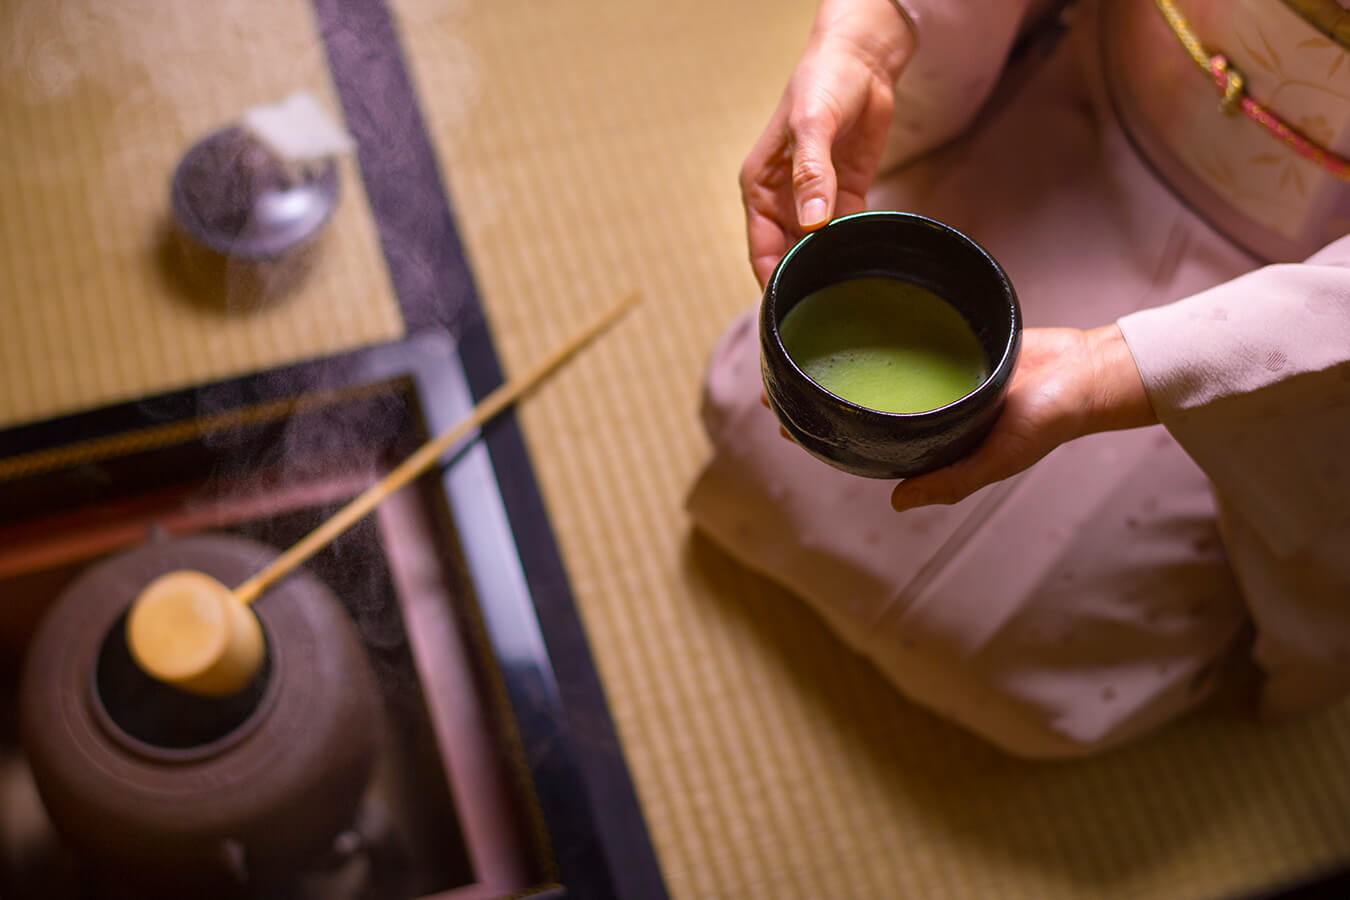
[{"x1": 760, "y1": 210, "x2": 1022, "y2": 479}]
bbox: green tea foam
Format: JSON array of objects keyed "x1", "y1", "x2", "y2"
[{"x1": 779, "y1": 276, "x2": 988, "y2": 414}]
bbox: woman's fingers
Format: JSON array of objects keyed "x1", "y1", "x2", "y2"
[
  {"x1": 740, "y1": 108, "x2": 800, "y2": 289},
  {"x1": 890, "y1": 457, "x2": 992, "y2": 513},
  {"x1": 759, "y1": 392, "x2": 797, "y2": 444},
  {"x1": 747, "y1": 208, "x2": 791, "y2": 289},
  {"x1": 888, "y1": 329, "x2": 1109, "y2": 513},
  {"x1": 789, "y1": 95, "x2": 840, "y2": 230}
]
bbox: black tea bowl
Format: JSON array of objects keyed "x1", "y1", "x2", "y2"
[{"x1": 760, "y1": 211, "x2": 1021, "y2": 479}]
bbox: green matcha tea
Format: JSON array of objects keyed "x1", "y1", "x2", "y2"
[{"x1": 778, "y1": 276, "x2": 988, "y2": 414}]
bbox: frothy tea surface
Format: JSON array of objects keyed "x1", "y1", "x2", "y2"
[{"x1": 778, "y1": 277, "x2": 988, "y2": 414}]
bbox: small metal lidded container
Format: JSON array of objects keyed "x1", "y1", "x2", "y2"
[
  {"x1": 1101, "y1": 0, "x2": 1350, "y2": 263},
  {"x1": 169, "y1": 96, "x2": 348, "y2": 309}
]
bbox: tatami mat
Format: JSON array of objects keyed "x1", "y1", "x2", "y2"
[
  {"x1": 0, "y1": 0, "x2": 403, "y2": 430},
  {"x1": 392, "y1": 0, "x2": 1350, "y2": 898}
]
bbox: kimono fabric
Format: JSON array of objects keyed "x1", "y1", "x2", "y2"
[{"x1": 686, "y1": 0, "x2": 1350, "y2": 758}]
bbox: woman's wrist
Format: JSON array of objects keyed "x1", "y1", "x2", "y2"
[
  {"x1": 812, "y1": 0, "x2": 916, "y2": 84},
  {"x1": 1084, "y1": 324, "x2": 1158, "y2": 434}
]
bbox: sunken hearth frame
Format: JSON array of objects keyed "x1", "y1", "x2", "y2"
[
  {"x1": 0, "y1": 335, "x2": 655, "y2": 899},
  {"x1": 0, "y1": 0, "x2": 666, "y2": 897}
]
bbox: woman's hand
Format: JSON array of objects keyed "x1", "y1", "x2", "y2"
[
  {"x1": 740, "y1": 0, "x2": 916, "y2": 288},
  {"x1": 889, "y1": 325, "x2": 1159, "y2": 511}
]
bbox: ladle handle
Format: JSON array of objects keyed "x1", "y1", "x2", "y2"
[{"x1": 232, "y1": 291, "x2": 641, "y2": 606}]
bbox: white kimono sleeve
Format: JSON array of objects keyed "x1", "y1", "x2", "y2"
[
  {"x1": 1117, "y1": 234, "x2": 1350, "y2": 717},
  {"x1": 880, "y1": 0, "x2": 1053, "y2": 171}
]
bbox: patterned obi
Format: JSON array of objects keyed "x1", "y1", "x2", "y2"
[{"x1": 1102, "y1": 0, "x2": 1350, "y2": 261}]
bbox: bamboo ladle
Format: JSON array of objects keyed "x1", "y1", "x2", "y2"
[{"x1": 127, "y1": 292, "x2": 640, "y2": 696}]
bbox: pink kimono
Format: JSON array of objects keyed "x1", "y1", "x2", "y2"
[{"x1": 686, "y1": 0, "x2": 1350, "y2": 758}]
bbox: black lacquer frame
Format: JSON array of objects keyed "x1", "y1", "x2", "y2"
[{"x1": 0, "y1": 0, "x2": 666, "y2": 897}]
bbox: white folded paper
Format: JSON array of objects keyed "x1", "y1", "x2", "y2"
[{"x1": 241, "y1": 91, "x2": 355, "y2": 177}]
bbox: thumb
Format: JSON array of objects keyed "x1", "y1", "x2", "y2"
[{"x1": 790, "y1": 103, "x2": 838, "y2": 230}]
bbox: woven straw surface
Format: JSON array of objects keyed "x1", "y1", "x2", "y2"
[{"x1": 0, "y1": 0, "x2": 404, "y2": 430}]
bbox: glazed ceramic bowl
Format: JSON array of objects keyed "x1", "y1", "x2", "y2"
[{"x1": 760, "y1": 211, "x2": 1021, "y2": 479}]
